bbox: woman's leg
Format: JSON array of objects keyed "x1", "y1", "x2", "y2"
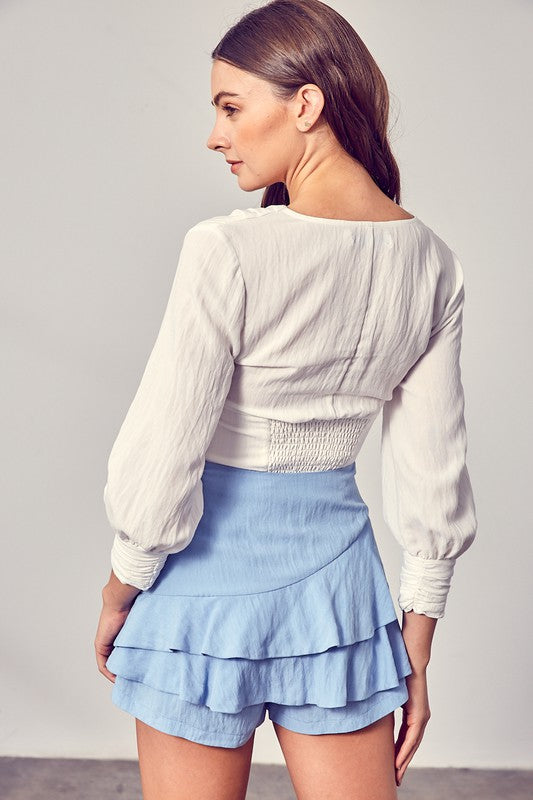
[
  {"x1": 272, "y1": 711, "x2": 398, "y2": 800},
  {"x1": 135, "y1": 718, "x2": 256, "y2": 800}
]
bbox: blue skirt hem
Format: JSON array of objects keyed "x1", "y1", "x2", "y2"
[{"x1": 111, "y1": 674, "x2": 409, "y2": 748}]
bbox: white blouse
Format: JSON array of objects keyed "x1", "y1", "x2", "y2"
[{"x1": 103, "y1": 204, "x2": 478, "y2": 619}]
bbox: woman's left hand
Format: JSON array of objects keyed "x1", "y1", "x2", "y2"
[{"x1": 94, "y1": 570, "x2": 141, "y2": 683}]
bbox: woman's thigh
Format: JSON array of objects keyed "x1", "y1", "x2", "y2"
[
  {"x1": 135, "y1": 718, "x2": 256, "y2": 800},
  {"x1": 272, "y1": 711, "x2": 398, "y2": 800}
]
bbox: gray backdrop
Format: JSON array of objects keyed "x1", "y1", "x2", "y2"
[{"x1": 1, "y1": 0, "x2": 531, "y2": 766}]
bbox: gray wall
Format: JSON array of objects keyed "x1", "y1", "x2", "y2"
[{"x1": 1, "y1": 0, "x2": 531, "y2": 766}]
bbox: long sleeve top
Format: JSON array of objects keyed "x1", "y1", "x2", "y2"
[{"x1": 103, "y1": 204, "x2": 478, "y2": 618}]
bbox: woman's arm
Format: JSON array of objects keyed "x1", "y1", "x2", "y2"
[
  {"x1": 394, "y1": 610, "x2": 437, "y2": 786},
  {"x1": 103, "y1": 221, "x2": 245, "y2": 591},
  {"x1": 102, "y1": 569, "x2": 141, "y2": 611},
  {"x1": 381, "y1": 250, "x2": 477, "y2": 619},
  {"x1": 95, "y1": 570, "x2": 141, "y2": 684},
  {"x1": 401, "y1": 608, "x2": 438, "y2": 670}
]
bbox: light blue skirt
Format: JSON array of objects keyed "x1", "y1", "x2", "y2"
[{"x1": 107, "y1": 459, "x2": 412, "y2": 747}]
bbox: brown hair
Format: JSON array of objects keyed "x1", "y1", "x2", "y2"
[{"x1": 211, "y1": 0, "x2": 402, "y2": 207}]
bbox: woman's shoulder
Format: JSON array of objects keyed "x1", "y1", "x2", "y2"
[
  {"x1": 189, "y1": 205, "x2": 282, "y2": 235},
  {"x1": 184, "y1": 206, "x2": 463, "y2": 282}
]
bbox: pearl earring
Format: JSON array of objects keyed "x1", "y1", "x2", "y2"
[{"x1": 304, "y1": 120, "x2": 311, "y2": 127}]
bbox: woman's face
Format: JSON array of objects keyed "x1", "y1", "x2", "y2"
[{"x1": 207, "y1": 60, "x2": 303, "y2": 191}]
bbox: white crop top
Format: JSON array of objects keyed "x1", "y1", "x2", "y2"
[{"x1": 103, "y1": 204, "x2": 478, "y2": 619}]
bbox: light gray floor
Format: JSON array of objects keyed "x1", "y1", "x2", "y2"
[{"x1": 0, "y1": 759, "x2": 532, "y2": 799}]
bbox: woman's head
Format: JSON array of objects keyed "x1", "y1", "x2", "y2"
[{"x1": 207, "y1": 0, "x2": 401, "y2": 206}]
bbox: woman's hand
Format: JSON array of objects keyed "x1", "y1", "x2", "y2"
[
  {"x1": 94, "y1": 570, "x2": 141, "y2": 683},
  {"x1": 394, "y1": 608, "x2": 437, "y2": 785},
  {"x1": 394, "y1": 668, "x2": 431, "y2": 786}
]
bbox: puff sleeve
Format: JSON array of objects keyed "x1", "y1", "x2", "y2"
[
  {"x1": 103, "y1": 222, "x2": 245, "y2": 590},
  {"x1": 380, "y1": 253, "x2": 477, "y2": 619}
]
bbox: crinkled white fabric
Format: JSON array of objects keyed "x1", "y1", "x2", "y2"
[{"x1": 103, "y1": 204, "x2": 477, "y2": 617}]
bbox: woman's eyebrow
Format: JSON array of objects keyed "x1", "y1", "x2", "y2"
[{"x1": 211, "y1": 91, "x2": 241, "y2": 107}]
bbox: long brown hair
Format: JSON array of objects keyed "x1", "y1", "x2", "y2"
[{"x1": 211, "y1": 0, "x2": 402, "y2": 207}]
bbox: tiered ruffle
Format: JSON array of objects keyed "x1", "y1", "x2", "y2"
[{"x1": 106, "y1": 521, "x2": 412, "y2": 715}]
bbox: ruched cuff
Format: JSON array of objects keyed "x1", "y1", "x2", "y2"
[
  {"x1": 398, "y1": 551, "x2": 457, "y2": 619},
  {"x1": 110, "y1": 532, "x2": 168, "y2": 591}
]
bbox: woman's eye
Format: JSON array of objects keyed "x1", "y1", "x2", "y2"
[{"x1": 222, "y1": 104, "x2": 238, "y2": 117}]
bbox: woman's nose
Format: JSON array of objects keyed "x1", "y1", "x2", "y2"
[{"x1": 206, "y1": 124, "x2": 230, "y2": 152}]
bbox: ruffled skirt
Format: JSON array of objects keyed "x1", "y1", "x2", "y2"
[{"x1": 106, "y1": 459, "x2": 412, "y2": 742}]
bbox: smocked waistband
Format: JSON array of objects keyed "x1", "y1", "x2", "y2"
[{"x1": 205, "y1": 401, "x2": 375, "y2": 472}]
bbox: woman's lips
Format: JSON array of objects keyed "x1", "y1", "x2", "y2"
[{"x1": 230, "y1": 161, "x2": 243, "y2": 173}]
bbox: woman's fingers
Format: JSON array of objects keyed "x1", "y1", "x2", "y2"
[
  {"x1": 394, "y1": 713, "x2": 430, "y2": 784},
  {"x1": 94, "y1": 639, "x2": 117, "y2": 683},
  {"x1": 394, "y1": 670, "x2": 431, "y2": 785},
  {"x1": 94, "y1": 601, "x2": 131, "y2": 684}
]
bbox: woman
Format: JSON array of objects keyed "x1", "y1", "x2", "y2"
[{"x1": 94, "y1": 1, "x2": 477, "y2": 798}]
